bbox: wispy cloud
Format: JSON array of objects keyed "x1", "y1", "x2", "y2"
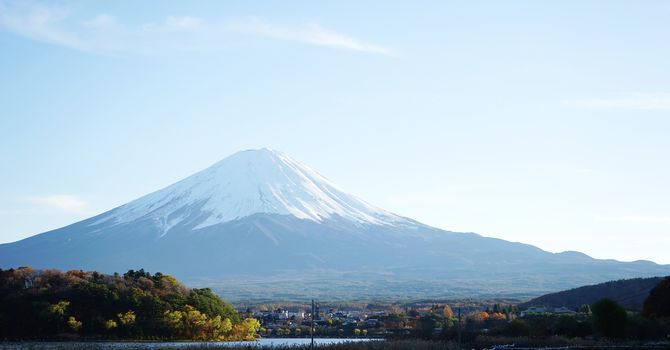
[
  {"x1": 26, "y1": 195, "x2": 90, "y2": 213},
  {"x1": 599, "y1": 215, "x2": 670, "y2": 224},
  {"x1": 565, "y1": 93, "x2": 670, "y2": 111},
  {"x1": 0, "y1": 1, "x2": 87, "y2": 51},
  {"x1": 229, "y1": 17, "x2": 395, "y2": 56},
  {"x1": 0, "y1": 2, "x2": 394, "y2": 56}
]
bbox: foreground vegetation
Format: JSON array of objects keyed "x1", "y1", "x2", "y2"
[{"x1": 0, "y1": 267, "x2": 260, "y2": 341}]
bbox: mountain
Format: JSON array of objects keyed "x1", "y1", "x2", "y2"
[
  {"x1": 1, "y1": 148, "x2": 668, "y2": 301},
  {"x1": 519, "y1": 276, "x2": 667, "y2": 311}
]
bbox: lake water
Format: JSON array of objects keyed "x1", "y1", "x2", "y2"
[{"x1": 0, "y1": 338, "x2": 376, "y2": 349}]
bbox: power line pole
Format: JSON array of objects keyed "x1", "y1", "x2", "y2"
[{"x1": 311, "y1": 299, "x2": 315, "y2": 350}]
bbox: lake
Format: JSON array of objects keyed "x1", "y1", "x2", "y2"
[{"x1": 0, "y1": 338, "x2": 377, "y2": 349}]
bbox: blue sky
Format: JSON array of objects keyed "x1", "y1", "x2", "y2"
[{"x1": 1, "y1": 0, "x2": 669, "y2": 264}]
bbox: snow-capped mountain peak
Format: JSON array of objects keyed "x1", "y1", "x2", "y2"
[{"x1": 93, "y1": 148, "x2": 408, "y2": 232}]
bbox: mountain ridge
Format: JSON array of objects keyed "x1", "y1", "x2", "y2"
[
  {"x1": 519, "y1": 276, "x2": 667, "y2": 311},
  {"x1": 1, "y1": 148, "x2": 668, "y2": 300}
]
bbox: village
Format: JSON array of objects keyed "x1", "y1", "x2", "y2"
[{"x1": 237, "y1": 302, "x2": 589, "y2": 339}]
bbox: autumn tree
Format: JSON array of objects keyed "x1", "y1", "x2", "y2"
[
  {"x1": 489, "y1": 312, "x2": 506, "y2": 321},
  {"x1": 443, "y1": 305, "x2": 454, "y2": 318},
  {"x1": 469, "y1": 311, "x2": 489, "y2": 324},
  {"x1": 67, "y1": 316, "x2": 82, "y2": 332},
  {"x1": 232, "y1": 318, "x2": 261, "y2": 341},
  {"x1": 105, "y1": 320, "x2": 118, "y2": 331},
  {"x1": 118, "y1": 310, "x2": 136, "y2": 326}
]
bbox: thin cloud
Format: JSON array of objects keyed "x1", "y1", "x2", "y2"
[
  {"x1": 229, "y1": 17, "x2": 395, "y2": 56},
  {"x1": 0, "y1": 2, "x2": 394, "y2": 56},
  {"x1": 0, "y1": 1, "x2": 88, "y2": 51},
  {"x1": 27, "y1": 195, "x2": 90, "y2": 213},
  {"x1": 0, "y1": 2, "x2": 212, "y2": 54},
  {"x1": 565, "y1": 93, "x2": 670, "y2": 111}
]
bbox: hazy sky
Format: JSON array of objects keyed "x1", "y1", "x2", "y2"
[{"x1": 1, "y1": 1, "x2": 669, "y2": 264}]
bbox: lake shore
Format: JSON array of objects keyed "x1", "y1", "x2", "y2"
[{"x1": 2, "y1": 338, "x2": 670, "y2": 350}]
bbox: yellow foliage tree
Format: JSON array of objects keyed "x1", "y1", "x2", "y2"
[
  {"x1": 164, "y1": 305, "x2": 244, "y2": 341},
  {"x1": 105, "y1": 320, "x2": 118, "y2": 330},
  {"x1": 49, "y1": 300, "x2": 70, "y2": 317},
  {"x1": 117, "y1": 310, "x2": 136, "y2": 326},
  {"x1": 67, "y1": 316, "x2": 82, "y2": 332},
  {"x1": 232, "y1": 318, "x2": 261, "y2": 341}
]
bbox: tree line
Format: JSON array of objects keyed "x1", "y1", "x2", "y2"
[{"x1": 0, "y1": 267, "x2": 260, "y2": 341}]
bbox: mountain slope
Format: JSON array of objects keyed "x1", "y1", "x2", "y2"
[
  {"x1": 519, "y1": 277, "x2": 667, "y2": 311},
  {"x1": 1, "y1": 148, "x2": 669, "y2": 300}
]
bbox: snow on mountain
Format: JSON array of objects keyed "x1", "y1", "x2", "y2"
[{"x1": 93, "y1": 148, "x2": 409, "y2": 232}]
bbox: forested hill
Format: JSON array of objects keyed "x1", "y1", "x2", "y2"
[
  {"x1": 0, "y1": 267, "x2": 260, "y2": 340},
  {"x1": 520, "y1": 276, "x2": 667, "y2": 311}
]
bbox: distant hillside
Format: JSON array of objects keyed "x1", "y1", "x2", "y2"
[{"x1": 520, "y1": 276, "x2": 667, "y2": 311}]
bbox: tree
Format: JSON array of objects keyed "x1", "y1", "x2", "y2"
[
  {"x1": 505, "y1": 319, "x2": 529, "y2": 337},
  {"x1": 418, "y1": 315, "x2": 438, "y2": 339},
  {"x1": 592, "y1": 298, "x2": 627, "y2": 338},
  {"x1": 0, "y1": 267, "x2": 254, "y2": 341},
  {"x1": 164, "y1": 309, "x2": 184, "y2": 332},
  {"x1": 67, "y1": 316, "x2": 82, "y2": 332},
  {"x1": 49, "y1": 300, "x2": 70, "y2": 317},
  {"x1": 489, "y1": 312, "x2": 506, "y2": 321},
  {"x1": 183, "y1": 305, "x2": 208, "y2": 339},
  {"x1": 187, "y1": 288, "x2": 239, "y2": 322},
  {"x1": 105, "y1": 320, "x2": 118, "y2": 330},
  {"x1": 206, "y1": 315, "x2": 232, "y2": 340},
  {"x1": 232, "y1": 318, "x2": 260, "y2": 341},
  {"x1": 468, "y1": 311, "x2": 489, "y2": 324},
  {"x1": 642, "y1": 277, "x2": 670, "y2": 318},
  {"x1": 555, "y1": 316, "x2": 578, "y2": 337},
  {"x1": 117, "y1": 310, "x2": 136, "y2": 326},
  {"x1": 46, "y1": 300, "x2": 70, "y2": 333},
  {"x1": 443, "y1": 305, "x2": 454, "y2": 318},
  {"x1": 493, "y1": 304, "x2": 501, "y2": 313}
]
